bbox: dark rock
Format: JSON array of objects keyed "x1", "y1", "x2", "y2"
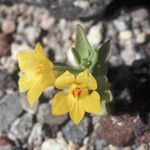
[
  {"x1": 0, "y1": 34, "x2": 10, "y2": 57},
  {"x1": 0, "y1": 71, "x2": 17, "y2": 97},
  {"x1": 62, "y1": 117, "x2": 91, "y2": 147},
  {"x1": 0, "y1": 93, "x2": 23, "y2": 136}
]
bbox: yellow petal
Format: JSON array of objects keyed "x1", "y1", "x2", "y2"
[
  {"x1": 52, "y1": 92, "x2": 69, "y2": 115},
  {"x1": 35, "y1": 43, "x2": 53, "y2": 67},
  {"x1": 17, "y1": 51, "x2": 36, "y2": 73},
  {"x1": 85, "y1": 91, "x2": 100, "y2": 113},
  {"x1": 55, "y1": 71, "x2": 75, "y2": 89},
  {"x1": 18, "y1": 73, "x2": 33, "y2": 92},
  {"x1": 76, "y1": 69, "x2": 97, "y2": 90},
  {"x1": 42, "y1": 64, "x2": 56, "y2": 87},
  {"x1": 27, "y1": 77, "x2": 46, "y2": 106},
  {"x1": 69, "y1": 96, "x2": 85, "y2": 124}
]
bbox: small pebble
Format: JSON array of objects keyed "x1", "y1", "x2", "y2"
[{"x1": 2, "y1": 20, "x2": 16, "y2": 34}]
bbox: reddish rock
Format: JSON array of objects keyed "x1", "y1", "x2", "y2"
[
  {"x1": 0, "y1": 34, "x2": 11, "y2": 57},
  {"x1": 0, "y1": 137, "x2": 9, "y2": 146},
  {"x1": 99, "y1": 115, "x2": 150, "y2": 146},
  {"x1": 99, "y1": 115, "x2": 135, "y2": 146}
]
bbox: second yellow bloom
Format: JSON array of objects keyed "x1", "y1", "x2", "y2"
[{"x1": 52, "y1": 69, "x2": 100, "y2": 124}]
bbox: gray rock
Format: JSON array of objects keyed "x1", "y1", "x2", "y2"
[
  {"x1": 20, "y1": 94, "x2": 38, "y2": 115},
  {"x1": 0, "y1": 93, "x2": 23, "y2": 135},
  {"x1": 131, "y1": 8, "x2": 149, "y2": 22},
  {"x1": 37, "y1": 103, "x2": 67, "y2": 126},
  {"x1": 62, "y1": 117, "x2": 90, "y2": 146},
  {"x1": 95, "y1": 139, "x2": 108, "y2": 150},
  {"x1": 8, "y1": 113, "x2": 33, "y2": 142},
  {"x1": 28, "y1": 123, "x2": 43, "y2": 146},
  {"x1": 120, "y1": 41, "x2": 141, "y2": 65},
  {"x1": 113, "y1": 20, "x2": 127, "y2": 32},
  {"x1": 0, "y1": 144, "x2": 12, "y2": 150}
]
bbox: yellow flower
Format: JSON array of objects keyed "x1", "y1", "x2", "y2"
[
  {"x1": 17, "y1": 43, "x2": 56, "y2": 106},
  {"x1": 52, "y1": 69, "x2": 100, "y2": 124}
]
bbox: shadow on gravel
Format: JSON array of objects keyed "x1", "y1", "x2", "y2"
[{"x1": 107, "y1": 57, "x2": 150, "y2": 124}]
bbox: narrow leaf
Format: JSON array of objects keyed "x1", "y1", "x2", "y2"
[
  {"x1": 98, "y1": 39, "x2": 110, "y2": 63},
  {"x1": 93, "y1": 40, "x2": 110, "y2": 76}
]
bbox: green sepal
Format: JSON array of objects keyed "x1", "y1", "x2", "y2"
[
  {"x1": 99, "y1": 100, "x2": 108, "y2": 115},
  {"x1": 96, "y1": 76, "x2": 113, "y2": 102},
  {"x1": 97, "y1": 100, "x2": 109, "y2": 115},
  {"x1": 53, "y1": 63, "x2": 83, "y2": 74}
]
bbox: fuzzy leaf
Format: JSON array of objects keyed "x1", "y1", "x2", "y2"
[{"x1": 74, "y1": 24, "x2": 92, "y2": 59}]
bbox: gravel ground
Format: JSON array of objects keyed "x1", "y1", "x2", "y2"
[{"x1": 0, "y1": 0, "x2": 150, "y2": 150}]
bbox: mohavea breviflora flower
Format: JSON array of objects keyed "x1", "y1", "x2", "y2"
[
  {"x1": 17, "y1": 43, "x2": 56, "y2": 106},
  {"x1": 52, "y1": 69, "x2": 100, "y2": 124}
]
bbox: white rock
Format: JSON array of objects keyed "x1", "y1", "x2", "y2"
[
  {"x1": 119, "y1": 30, "x2": 132, "y2": 41},
  {"x1": 11, "y1": 43, "x2": 32, "y2": 60},
  {"x1": 121, "y1": 41, "x2": 142, "y2": 65},
  {"x1": 74, "y1": 1, "x2": 90, "y2": 10},
  {"x1": 28, "y1": 123, "x2": 43, "y2": 146},
  {"x1": 41, "y1": 138, "x2": 68, "y2": 150},
  {"x1": 136, "y1": 144, "x2": 148, "y2": 150},
  {"x1": 136, "y1": 33, "x2": 146, "y2": 44},
  {"x1": 87, "y1": 23, "x2": 102, "y2": 47}
]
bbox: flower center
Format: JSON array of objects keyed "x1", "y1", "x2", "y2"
[
  {"x1": 35, "y1": 64, "x2": 43, "y2": 74},
  {"x1": 72, "y1": 88, "x2": 82, "y2": 99}
]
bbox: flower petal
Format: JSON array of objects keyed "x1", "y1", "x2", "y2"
[
  {"x1": 42, "y1": 64, "x2": 56, "y2": 87},
  {"x1": 76, "y1": 69, "x2": 97, "y2": 90},
  {"x1": 55, "y1": 71, "x2": 75, "y2": 89},
  {"x1": 27, "y1": 77, "x2": 46, "y2": 106},
  {"x1": 18, "y1": 73, "x2": 33, "y2": 92},
  {"x1": 17, "y1": 51, "x2": 36, "y2": 73},
  {"x1": 69, "y1": 96, "x2": 85, "y2": 124},
  {"x1": 35, "y1": 43, "x2": 53, "y2": 67},
  {"x1": 85, "y1": 91, "x2": 100, "y2": 113},
  {"x1": 52, "y1": 92, "x2": 69, "y2": 115}
]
